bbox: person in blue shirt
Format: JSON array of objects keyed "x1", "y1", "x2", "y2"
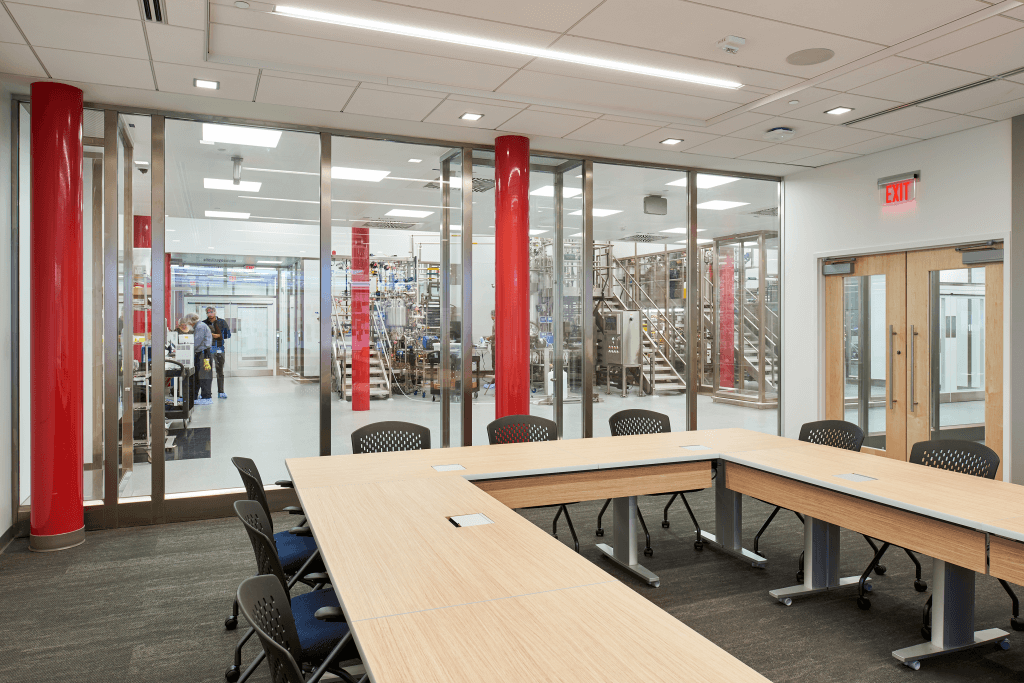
[
  {"x1": 205, "y1": 306, "x2": 232, "y2": 399},
  {"x1": 187, "y1": 312, "x2": 214, "y2": 405}
]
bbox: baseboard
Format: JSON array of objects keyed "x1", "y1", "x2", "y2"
[{"x1": 0, "y1": 525, "x2": 14, "y2": 554}]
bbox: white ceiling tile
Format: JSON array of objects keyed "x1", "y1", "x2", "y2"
[
  {"x1": 786, "y1": 125, "x2": 883, "y2": 150},
  {"x1": 7, "y1": 3, "x2": 149, "y2": 58},
  {"x1": 148, "y1": 24, "x2": 257, "y2": 73},
  {"x1": 848, "y1": 105, "x2": 957, "y2": 133},
  {"x1": 255, "y1": 75, "x2": 355, "y2": 112},
  {"x1": 498, "y1": 70, "x2": 740, "y2": 121},
  {"x1": 899, "y1": 16, "x2": 1021, "y2": 61},
  {"x1": 729, "y1": 117, "x2": 831, "y2": 142},
  {"x1": 370, "y1": 0, "x2": 602, "y2": 32},
  {"x1": 526, "y1": 104, "x2": 600, "y2": 119},
  {"x1": 358, "y1": 83, "x2": 449, "y2": 98},
  {"x1": 0, "y1": 41, "x2": 46, "y2": 77},
  {"x1": 496, "y1": 110, "x2": 593, "y2": 138},
  {"x1": 684, "y1": 137, "x2": 774, "y2": 159},
  {"x1": 170, "y1": 0, "x2": 208, "y2": 29},
  {"x1": 344, "y1": 87, "x2": 445, "y2": 122},
  {"x1": 210, "y1": 24, "x2": 516, "y2": 91},
  {"x1": 737, "y1": 144, "x2": 823, "y2": 164},
  {"x1": 932, "y1": 27, "x2": 1024, "y2": 75},
  {"x1": 785, "y1": 92, "x2": 899, "y2": 125},
  {"x1": 960, "y1": 97, "x2": 1024, "y2": 121},
  {"x1": 259, "y1": 69, "x2": 359, "y2": 87},
  {"x1": 423, "y1": 99, "x2": 523, "y2": 128},
  {"x1": 625, "y1": 128, "x2": 720, "y2": 151},
  {"x1": 1000, "y1": 5, "x2": 1024, "y2": 21},
  {"x1": 837, "y1": 134, "x2": 918, "y2": 155},
  {"x1": 563, "y1": 119, "x2": 662, "y2": 145},
  {"x1": 793, "y1": 150, "x2": 861, "y2": 167},
  {"x1": 34, "y1": 47, "x2": 153, "y2": 89},
  {"x1": 920, "y1": 79, "x2": 1024, "y2": 114},
  {"x1": 896, "y1": 114, "x2": 991, "y2": 138},
  {"x1": 670, "y1": 112, "x2": 773, "y2": 136},
  {"x1": 447, "y1": 93, "x2": 527, "y2": 108},
  {"x1": 569, "y1": 0, "x2": 882, "y2": 78},
  {"x1": 850, "y1": 63, "x2": 982, "y2": 102},
  {"x1": 7, "y1": 0, "x2": 139, "y2": 19},
  {"x1": 749, "y1": 88, "x2": 840, "y2": 116},
  {"x1": 0, "y1": 6, "x2": 26, "y2": 42},
  {"x1": 153, "y1": 62, "x2": 259, "y2": 101},
  {"x1": 703, "y1": 0, "x2": 983, "y2": 45},
  {"x1": 817, "y1": 57, "x2": 919, "y2": 93},
  {"x1": 600, "y1": 113, "x2": 672, "y2": 127}
]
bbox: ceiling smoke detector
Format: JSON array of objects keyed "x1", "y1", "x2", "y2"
[
  {"x1": 762, "y1": 127, "x2": 795, "y2": 142},
  {"x1": 717, "y1": 35, "x2": 746, "y2": 55}
]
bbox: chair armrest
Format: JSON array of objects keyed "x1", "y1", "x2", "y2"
[
  {"x1": 283, "y1": 506, "x2": 304, "y2": 515},
  {"x1": 288, "y1": 526, "x2": 312, "y2": 536},
  {"x1": 275, "y1": 479, "x2": 294, "y2": 488},
  {"x1": 314, "y1": 606, "x2": 346, "y2": 622}
]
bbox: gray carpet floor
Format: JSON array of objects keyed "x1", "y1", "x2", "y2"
[{"x1": 1, "y1": 491, "x2": 1023, "y2": 682}]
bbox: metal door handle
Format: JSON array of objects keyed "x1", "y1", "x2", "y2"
[
  {"x1": 909, "y1": 325, "x2": 917, "y2": 413},
  {"x1": 888, "y1": 324, "x2": 896, "y2": 410}
]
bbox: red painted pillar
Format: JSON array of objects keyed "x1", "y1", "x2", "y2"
[
  {"x1": 133, "y1": 216, "x2": 151, "y2": 362},
  {"x1": 351, "y1": 227, "x2": 370, "y2": 411},
  {"x1": 719, "y1": 250, "x2": 735, "y2": 389},
  {"x1": 165, "y1": 254, "x2": 172, "y2": 329},
  {"x1": 30, "y1": 82, "x2": 85, "y2": 551},
  {"x1": 494, "y1": 135, "x2": 530, "y2": 418}
]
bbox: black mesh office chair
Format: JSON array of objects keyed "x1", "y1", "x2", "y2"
[
  {"x1": 594, "y1": 409, "x2": 704, "y2": 557},
  {"x1": 237, "y1": 576, "x2": 364, "y2": 683},
  {"x1": 351, "y1": 421, "x2": 431, "y2": 453},
  {"x1": 228, "y1": 458, "x2": 313, "y2": 631},
  {"x1": 487, "y1": 415, "x2": 579, "y2": 553}
]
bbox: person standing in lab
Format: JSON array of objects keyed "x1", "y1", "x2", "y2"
[
  {"x1": 187, "y1": 312, "x2": 214, "y2": 405},
  {"x1": 205, "y1": 306, "x2": 232, "y2": 399}
]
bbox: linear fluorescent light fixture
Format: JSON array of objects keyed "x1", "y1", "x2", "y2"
[
  {"x1": 201, "y1": 123, "x2": 282, "y2": 148},
  {"x1": 530, "y1": 185, "x2": 582, "y2": 198},
  {"x1": 136, "y1": 160, "x2": 149, "y2": 166},
  {"x1": 206, "y1": 210, "x2": 251, "y2": 219},
  {"x1": 257, "y1": 260, "x2": 283, "y2": 264},
  {"x1": 660, "y1": 228, "x2": 688, "y2": 234},
  {"x1": 825, "y1": 107, "x2": 854, "y2": 115},
  {"x1": 205, "y1": 178, "x2": 262, "y2": 192},
  {"x1": 194, "y1": 78, "x2": 220, "y2": 90},
  {"x1": 569, "y1": 208, "x2": 622, "y2": 217},
  {"x1": 529, "y1": 230, "x2": 548, "y2": 235},
  {"x1": 273, "y1": 6, "x2": 743, "y2": 89},
  {"x1": 386, "y1": 209, "x2": 434, "y2": 218},
  {"x1": 408, "y1": 158, "x2": 422, "y2": 163},
  {"x1": 696, "y1": 200, "x2": 748, "y2": 210},
  {"x1": 665, "y1": 175, "x2": 740, "y2": 189},
  {"x1": 332, "y1": 167, "x2": 391, "y2": 182}
]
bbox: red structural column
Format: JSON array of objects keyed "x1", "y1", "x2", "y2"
[
  {"x1": 133, "y1": 216, "x2": 151, "y2": 362},
  {"x1": 30, "y1": 82, "x2": 85, "y2": 551},
  {"x1": 494, "y1": 135, "x2": 530, "y2": 418},
  {"x1": 351, "y1": 227, "x2": 370, "y2": 411}
]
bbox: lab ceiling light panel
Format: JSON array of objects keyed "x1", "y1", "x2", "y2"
[
  {"x1": 201, "y1": 124, "x2": 282, "y2": 148},
  {"x1": 825, "y1": 107, "x2": 854, "y2": 115},
  {"x1": 530, "y1": 185, "x2": 583, "y2": 198},
  {"x1": 194, "y1": 78, "x2": 220, "y2": 90},
  {"x1": 205, "y1": 178, "x2": 262, "y2": 192},
  {"x1": 665, "y1": 175, "x2": 740, "y2": 189},
  {"x1": 273, "y1": 6, "x2": 742, "y2": 89},
  {"x1": 696, "y1": 200, "x2": 748, "y2": 210},
  {"x1": 387, "y1": 209, "x2": 434, "y2": 218},
  {"x1": 332, "y1": 167, "x2": 391, "y2": 182},
  {"x1": 206, "y1": 210, "x2": 251, "y2": 219},
  {"x1": 569, "y1": 209, "x2": 622, "y2": 217},
  {"x1": 460, "y1": 113, "x2": 483, "y2": 121}
]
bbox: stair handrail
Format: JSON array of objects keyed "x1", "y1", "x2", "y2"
[{"x1": 370, "y1": 301, "x2": 394, "y2": 396}]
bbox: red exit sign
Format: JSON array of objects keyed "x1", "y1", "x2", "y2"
[{"x1": 878, "y1": 172, "x2": 918, "y2": 206}]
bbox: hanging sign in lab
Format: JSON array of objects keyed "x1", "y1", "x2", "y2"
[{"x1": 878, "y1": 171, "x2": 919, "y2": 206}]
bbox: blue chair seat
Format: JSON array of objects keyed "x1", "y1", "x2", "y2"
[
  {"x1": 273, "y1": 530, "x2": 320, "y2": 575},
  {"x1": 292, "y1": 588, "x2": 352, "y2": 663}
]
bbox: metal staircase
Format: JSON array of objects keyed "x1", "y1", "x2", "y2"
[{"x1": 331, "y1": 296, "x2": 392, "y2": 400}]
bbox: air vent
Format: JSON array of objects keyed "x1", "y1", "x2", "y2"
[
  {"x1": 140, "y1": 0, "x2": 168, "y2": 24},
  {"x1": 618, "y1": 233, "x2": 669, "y2": 243},
  {"x1": 359, "y1": 220, "x2": 419, "y2": 230},
  {"x1": 422, "y1": 178, "x2": 496, "y2": 192},
  {"x1": 748, "y1": 207, "x2": 779, "y2": 217}
]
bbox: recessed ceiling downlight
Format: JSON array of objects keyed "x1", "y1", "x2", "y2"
[{"x1": 786, "y1": 48, "x2": 835, "y2": 66}]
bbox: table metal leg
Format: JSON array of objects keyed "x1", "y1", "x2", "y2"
[
  {"x1": 700, "y1": 461, "x2": 767, "y2": 568},
  {"x1": 769, "y1": 515, "x2": 865, "y2": 604},
  {"x1": 596, "y1": 496, "x2": 660, "y2": 587},
  {"x1": 892, "y1": 559, "x2": 1009, "y2": 669}
]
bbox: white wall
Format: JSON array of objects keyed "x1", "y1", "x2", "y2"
[
  {"x1": 0, "y1": 82, "x2": 13, "y2": 541},
  {"x1": 782, "y1": 121, "x2": 1013, "y2": 477}
]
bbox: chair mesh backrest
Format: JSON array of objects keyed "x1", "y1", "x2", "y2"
[
  {"x1": 910, "y1": 440, "x2": 1000, "y2": 480},
  {"x1": 351, "y1": 421, "x2": 431, "y2": 454},
  {"x1": 609, "y1": 409, "x2": 670, "y2": 436},
  {"x1": 231, "y1": 456, "x2": 273, "y2": 527},
  {"x1": 487, "y1": 415, "x2": 557, "y2": 444},
  {"x1": 237, "y1": 576, "x2": 305, "y2": 683},
  {"x1": 798, "y1": 420, "x2": 865, "y2": 452},
  {"x1": 234, "y1": 500, "x2": 288, "y2": 589}
]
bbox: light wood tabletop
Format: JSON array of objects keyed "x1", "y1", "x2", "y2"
[{"x1": 353, "y1": 581, "x2": 771, "y2": 683}]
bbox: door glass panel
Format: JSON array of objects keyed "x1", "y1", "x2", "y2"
[
  {"x1": 931, "y1": 267, "x2": 986, "y2": 442},
  {"x1": 843, "y1": 274, "x2": 887, "y2": 449}
]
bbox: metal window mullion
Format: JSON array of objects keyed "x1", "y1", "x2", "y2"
[
  {"x1": 319, "y1": 133, "x2": 331, "y2": 456},
  {"x1": 10, "y1": 100, "x2": 19, "y2": 529},
  {"x1": 581, "y1": 160, "x2": 594, "y2": 438},
  {"x1": 121, "y1": 130, "x2": 134, "y2": 489},
  {"x1": 460, "y1": 149, "x2": 473, "y2": 446},
  {"x1": 758, "y1": 233, "x2": 767, "y2": 404},
  {"x1": 440, "y1": 156, "x2": 452, "y2": 448},
  {"x1": 151, "y1": 115, "x2": 166, "y2": 519},
  {"x1": 553, "y1": 170, "x2": 564, "y2": 437},
  {"x1": 102, "y1": 109, "x2": 118, "y2": 522},
  {"x1": 686, "y1": 170, "x2": 698, "y2": 431}
]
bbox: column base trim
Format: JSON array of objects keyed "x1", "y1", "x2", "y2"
[{"x1": 29, "y1": 526, "x2": 85, "y2": 552}]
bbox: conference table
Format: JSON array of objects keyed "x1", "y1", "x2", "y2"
[{"x1": 286, "y1": 428, "x2": 1024, "y2": 679}]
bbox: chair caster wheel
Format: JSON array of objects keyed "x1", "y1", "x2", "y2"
[
  {"x1": 643, "y1": 548, "x2": 653, "y2": 557},
  {"x1": 224, "y1": 616, "x2": 238, "y2": 630},
  {"x1": 662, "y1": 521, "x2": 670, "y2": 528},
  {"x1": 553, "y1": 534, "x2": 558, "y2": 539},
  {"x1": 874, "y1": 565, "x2": 887, "y2": 575},
  {"x1": 796, "y1": 571, "x2": 804, "y2": 583},
  {"x1": 905, "y1": 660, "x2": 921, "y2": 671},
  {"x1": 921, "y1": 626, "x2": 931, "y2": 641},
  {"x1": 914, "y1": 579, "x2": 928, "y2": 592},
  {"x1": 694, "y1": 540, "x2": 704, "y2": 551},
  {"x1": 857, "y1": 597, "x2": 871, "y2": 610},
  {"x1": 595, "y1": 529, "x2": 604, "y2": 537},
  {"x1": 225, "y1": 666, "x2": 241, "y2": 682},
  {"x1": 1011, "y1": 617, "x2": 1024, "y2": 632},
  {"x1": 999, "y1": 638, "x2": 1011, "y2": 650}
]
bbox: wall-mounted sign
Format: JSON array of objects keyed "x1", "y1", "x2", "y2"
[{"x1": 878, "y1": 171, "x2": 919, "y2": 206}]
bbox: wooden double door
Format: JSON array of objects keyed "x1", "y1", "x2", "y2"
[{"x1": 825, "y1": 246, "x2": 1003, "y2": 475}]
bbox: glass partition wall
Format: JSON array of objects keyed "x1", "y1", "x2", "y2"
[{"x1": 10, "y1": 100, "x2": 782, "y2": 529}]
